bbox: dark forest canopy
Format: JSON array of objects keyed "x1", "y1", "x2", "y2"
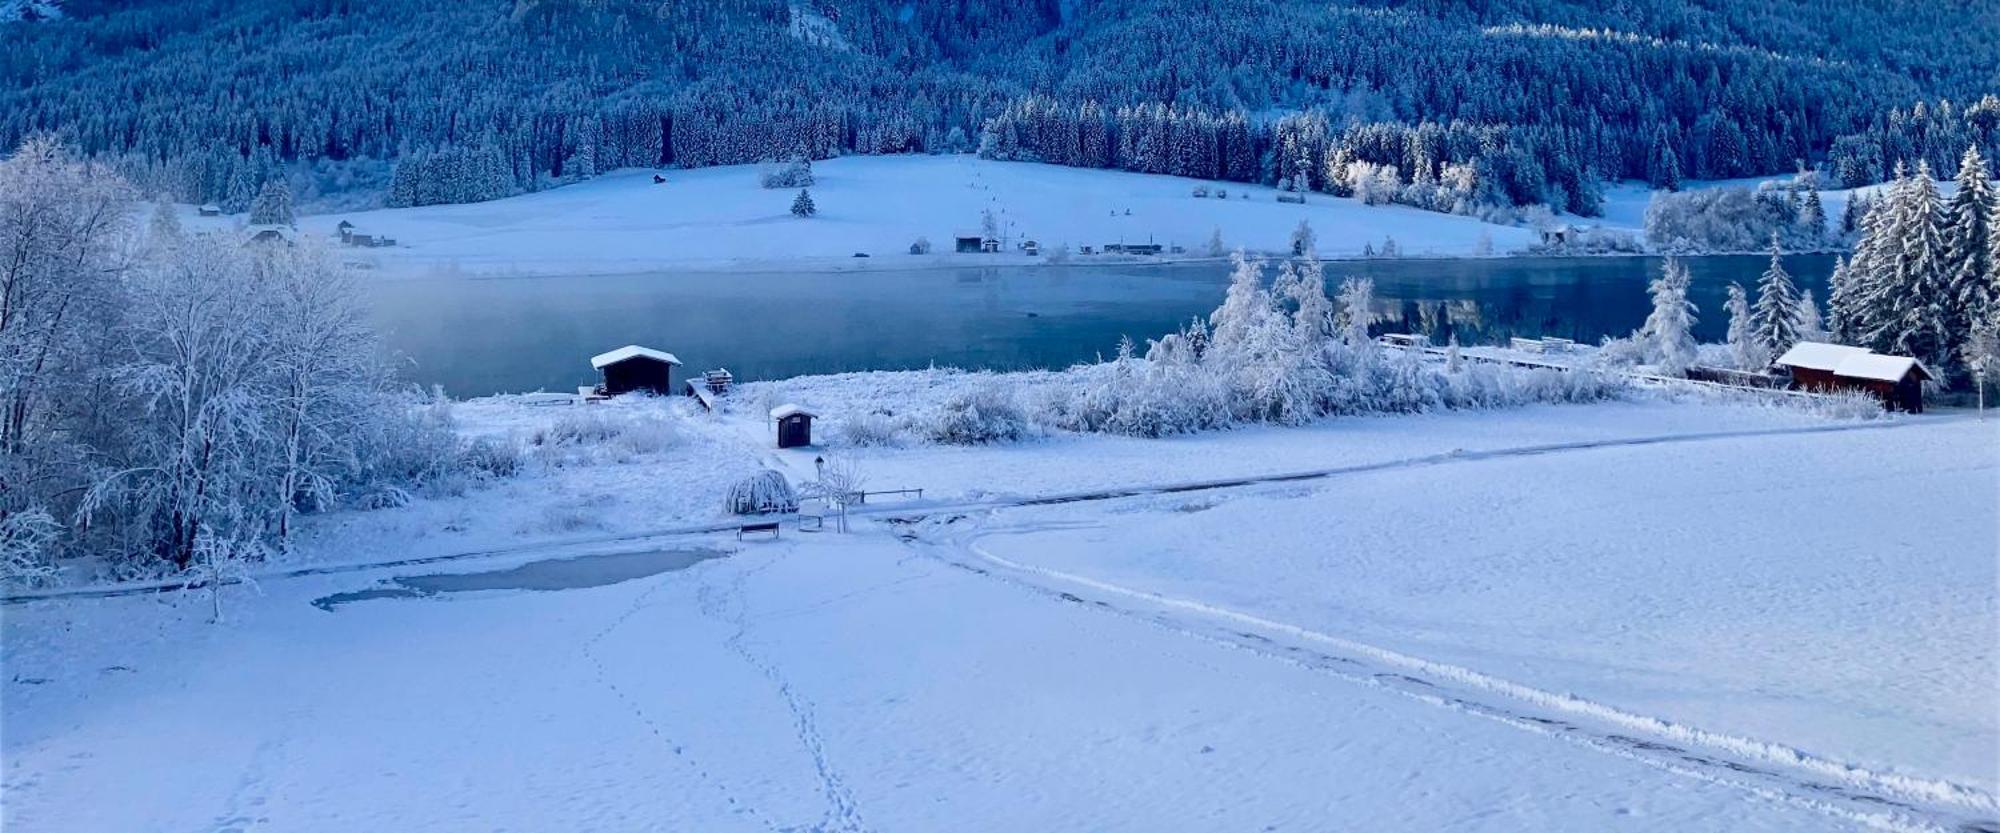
[{"x1": 3, "y1": 0, "x2": 1994, "y2": 212}]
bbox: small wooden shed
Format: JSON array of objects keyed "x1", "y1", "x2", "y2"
[
  {"x1": 770, "y1": 404, "x2": 817, "y2": 449},
  {"x1": 1774, "y1": 342, "x2": 1932, "y2": 412},
  {"x1": 590, "y1": 345, "x2": 682, "y2": 396}
]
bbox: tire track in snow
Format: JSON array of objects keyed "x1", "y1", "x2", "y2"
[{"x1": 898, "y1": 518, "x2": 1999, "y2": 833}]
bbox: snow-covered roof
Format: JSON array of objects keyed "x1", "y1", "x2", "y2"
[
  {"x1": 769, "y1": 404, "x2": 816, "y2": 420},
  {"x1": 590, "y1": 345, "x2": 681, "y2": 368},
  {"x1": 1833, "y1": 353, "x2": 1931, "y2": 383},
  {"x1": 1773, "y1": 341, "x2": 1871, "y2": 372}
]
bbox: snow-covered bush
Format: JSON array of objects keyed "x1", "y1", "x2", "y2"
[
  {"x1": 726, "y1": 470, "x2": 798, "y2": 515},
  {"x1": 528, "y1": 410, "x2": 677, "y2": 466},
  {"x1": 927, "y1": 384, "x2": 1031, "y2": 444},
  {"x1": 759, "y1": 156, "x2": 814, "y2": 189},
  {"x1": 837, "y1": 412, "x2": 907, "y2": 447},
  {"x1": 0, "y1": 510, "x2": 62, "y2": 589}
]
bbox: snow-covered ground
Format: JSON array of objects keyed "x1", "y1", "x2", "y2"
[
  {"x1": 6, "y1": 385, "x2": 1994, "y2": 832},
  {"x1": 182, "y1": 156, "x2": 1539, "y2": 277}
]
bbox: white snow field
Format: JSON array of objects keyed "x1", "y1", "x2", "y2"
[
  {"x1": 4, "y1": 393, "x2": 1995, "y2": 832},
  {"x1": 239, "y1": 155, "x2": 1537, "y2": 276}
]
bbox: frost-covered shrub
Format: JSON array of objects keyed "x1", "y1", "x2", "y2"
[
  {"x1": 461, "y1": 437, "x2": 524, "y2": 479},
  {"x1": 0, "y1": 510, "x2": 62, "y2": 589},
  {"x1": 360, "y1": 396, "x2": 472, "y2": 498},
  {"x1": 528, "y1": 410, "x2": 677, "y2": 466},
  {"x1": 726, "y1": 470, "x2": 798, "y2": 515},
  {"x1": 927, "y1": 384, "x2": 1031, "y2": 444},
  {"x1": 759, "y1": 156, "x2": 814, "y2": 189},
  {"x1": 837, "y1": 412, "x2": 906, "y2": 447}
]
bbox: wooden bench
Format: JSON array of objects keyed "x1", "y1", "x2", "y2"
[{"x1": 737, "y1": 521, "x2": 780, "y2": 541}]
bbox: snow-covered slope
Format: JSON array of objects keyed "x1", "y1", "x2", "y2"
[{"x1": 241, "y1": 156, "x2": 1537, "y2": 277}]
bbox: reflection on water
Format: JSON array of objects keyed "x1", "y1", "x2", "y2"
[
  {"x1": 369, "y1": 255, "x2": 1834, "y2": 397},
  {"x1": 312, "y1": 548, "x2": 724, "y2": 610}
]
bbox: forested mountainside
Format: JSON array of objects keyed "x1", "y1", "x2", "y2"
[{"x1": 3, "y1": 0, "x2": 1994, "y2": 213}]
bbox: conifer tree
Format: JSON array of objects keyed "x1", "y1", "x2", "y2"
[
  {"x1": 1641, "y1": 258, "x2": 1699, "y2": 374},
  {"x1": 1724, "y1": 282, "x2": 1763, "y2": 369},
  {"x1": 1750, "y1": 234, "x2": 1802, "y2": 356},
  {"x1": 1797, "y1": 187, "x2": 1826, "y2": 247},
  {"x1": 790, "y1": 188, "x2": 816, "y2": 218},
  {"x1": 248, "y1": 180, "x2": 295, "y2": 226},
  {"x1": 1944, "y1": 146, "x2": 1996, "y2": 339}
]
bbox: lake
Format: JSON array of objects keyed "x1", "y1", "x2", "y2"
[{"x1": 368, "y1": 255, "x2": 1836, "y2": 397}]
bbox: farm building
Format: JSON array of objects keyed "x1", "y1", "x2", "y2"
[
  {"x1": 770, "y1": 404, "x2": 817, "y2": 449},
  {"x1": 590, "y1": 345, "x2": 682, "y2": 396},
  {"x1": 242, "y1": 225, "x2": 296, "y2": 247},
  {"x1": 954, "y1": 232, "x2": 985, "y2": 253},
  {"x1": 198, "y1": 204, "x2": 224, "y2": 217},
  {"x1": 1773, "y1": 342, "x2": 1933, "y2": 412}
]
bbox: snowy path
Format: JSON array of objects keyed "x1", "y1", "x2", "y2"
[
  {"x1": 0, "y1": 414, "x2": 1933, "y2": 605},
  {"x1": 901, "y1": 516, "x2": 1996, "y2": 833}
]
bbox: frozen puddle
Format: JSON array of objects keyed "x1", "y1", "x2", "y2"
[{"x1": 313, "y1": 548, "x2": 724, "y2": 610}]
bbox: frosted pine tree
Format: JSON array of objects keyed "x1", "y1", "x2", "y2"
[
  {"x1": 1750, "y1": 235, "x2": 1802, "y2": 357},
  {"x1": 1724, "y1": 283, "x2": 1764, "y2": 369},
  {"x1": 1640, "y1": 258, "x2": 1699, "y2": 374},
  {"x1": 1944, "y1": 146, "x2": 1995, "y2": 341},
  {"x1": 1797, "y1": 187, "x2": 1827, "y2": 248},
  {"x1": 248, "y1": 180, "x2": 295, "y2": 226},
  {"x1": 1206, "y1": 227, "x2": 1226, "y2": 257},
  {"x1": 790, "y1": 188, "x2": 816, "y2": 218},
  {"x1": 1876, "y1": 161, "x2": 1952, "y2": 367},
  {"x1": 1841, "y1": 166, "x2": 1906, "y2": 347},
  {"x1": 1796, "y1": 289, "x2": 1828, "y2": 342}
]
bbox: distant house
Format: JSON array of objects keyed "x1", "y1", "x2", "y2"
[
  {"x1": 198, "y1": 204, "x2": 224, "y2": 217},
  {"x1": 590, "y1": 344, "x2": 682, "y2": 396},
  {"x1": 1773, "y1": 341, "x2": 1933, "y2": 412},
  {"x1": 954, "y1": 232, "x2": 985, "y2": 253},
  {"x1": 1020, "y1": 240, "x2": 1040, "y2": 256},
  {"x1": 981, "y1": 237, "x2": 1001, "y2": 253},
  {"x1": 242, "y1": 225, "x2": 296, "y2": 247},
  {"x1": 336, "y1": 220, "x2": 355, "y2": 241}
]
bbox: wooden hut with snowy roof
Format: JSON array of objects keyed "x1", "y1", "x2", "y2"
[
  {"x1": 590, "y1": 345, "x2": 681, "y2": 396},
  {"x1": 1773, "y1": 341, "x2": 1932, "y2": 413},
  {"x1": 770, "y1": 404, "x2": 817, "y2": 449}
]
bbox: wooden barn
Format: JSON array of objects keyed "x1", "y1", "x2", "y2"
[
  {"x1": 590, "y1": 345, "x2": 682, "y2": 396},
  {"x1": 770, "y1": 404, "x2": 816, "y2": 449},
  {"x1": 954, "y1": 232, "x2": 985, "y2": 253},
  {"x1": 1773, "y1": 342, "x2": 1933, "y2": 412}
]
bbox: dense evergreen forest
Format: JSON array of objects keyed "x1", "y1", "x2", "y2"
[{"x1": 3, "y1": 0, "x2": 1994, "y2": 213}]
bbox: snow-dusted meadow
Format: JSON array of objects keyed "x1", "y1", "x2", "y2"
[
  {"x1": 5, "y1": 376, "x2": 1995, "y2": 832},
  {"x1": 194, "y1": 156, "x2": 1542, "y2": 277}
]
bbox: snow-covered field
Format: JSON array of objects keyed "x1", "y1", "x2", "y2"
[
  {"x1": 5, "y1": 385, "x2": 1994, "y2": 832},
  {"x1": 183, "y1": 156, "x2": 1540, "y2": 277}
]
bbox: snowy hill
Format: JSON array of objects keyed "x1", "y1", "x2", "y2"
[{"x1": 267, "y1": 156, "x2": 1536, "y2": 277}]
